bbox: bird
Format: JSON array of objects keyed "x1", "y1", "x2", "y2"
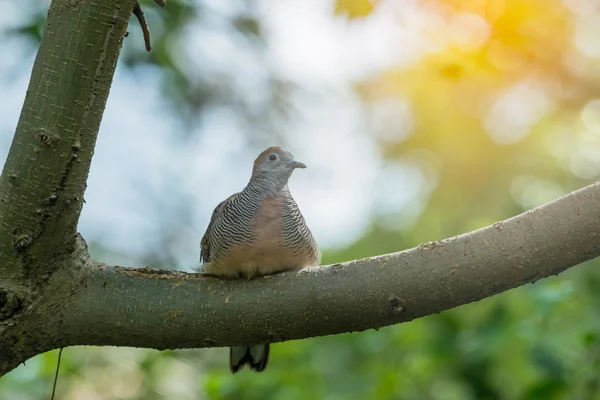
[{"x1": 198, "y1": 145, "x2": 321, "y2": 373}]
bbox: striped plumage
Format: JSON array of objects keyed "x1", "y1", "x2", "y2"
[{"x1": 198, "y1": 146, "x2": 320, "y2": 373}]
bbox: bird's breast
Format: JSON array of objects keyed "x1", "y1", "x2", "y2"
[{"x1": 206, "y1": 195, "x2": 314, "y2": 278}]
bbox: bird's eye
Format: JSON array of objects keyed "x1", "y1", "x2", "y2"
[{"x1": 268, "y1": 154, "x2": 277, "y2": 161}]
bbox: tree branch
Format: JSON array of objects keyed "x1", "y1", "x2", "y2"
[
  {"x1": 0, "y1": 0, "x2": 134, "y2": 267},
  {"x1": 2, "y1": 181, "x2": 599, "y2": 375},
  {"x1": 132, "y1": 1, "x2": 152, "y2": 51},
  {"x1": 0, "y1": 0, "x2": 134, "y2": 327}
]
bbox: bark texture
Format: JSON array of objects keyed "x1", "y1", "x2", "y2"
[
  {"x1": 1, "y1": 0, "x2": 600, "y2": 379},
  {"x1": 0, "y1": 0, "x2": 135, "y2": 375}
]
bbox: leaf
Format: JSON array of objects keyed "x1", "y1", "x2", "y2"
[{"x1": 334, "y1": 0, "x2": 376, "y2": 19}]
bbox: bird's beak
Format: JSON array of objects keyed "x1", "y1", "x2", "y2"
[{"x1": 288, "y1": 160, "x2": 307, "y2": 169}]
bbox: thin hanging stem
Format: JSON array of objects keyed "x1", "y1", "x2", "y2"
[{"x1": 50, "y1": 348, "x2": 63, "y2": 400}]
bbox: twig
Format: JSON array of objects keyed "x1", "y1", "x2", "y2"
[
  {"x1": 132, "y1": 1, "x2": 152, "y2": 52},
  {"x1": 50, "y1": 348, "x2": 63, "y2": 400}
]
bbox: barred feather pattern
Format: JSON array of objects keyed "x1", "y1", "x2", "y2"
[
  {"x1": 200, "y1": 189, "x2": 262, "y2": 263},
  {"x1": 279, "y1": 187, "x2": 320, "y2": 264},
  {"x1": 199, "y1": 173, "x2": 320, "y2": 277}
]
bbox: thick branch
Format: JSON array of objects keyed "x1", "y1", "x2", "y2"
[
  {"x1": 2, "y1": 181, "x2": 599, "y2": 375},
  {"x1": 0, "y1": 0, "x2": 134, "y2": 288}
]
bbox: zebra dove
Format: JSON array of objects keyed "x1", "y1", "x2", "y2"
[{"x1": 199, "y1": 145, "x2": 321, "y2": 373}]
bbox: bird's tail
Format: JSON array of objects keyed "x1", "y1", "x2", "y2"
[{"x1": 229, "y1": 344, "x2": 270, "y2": 373}]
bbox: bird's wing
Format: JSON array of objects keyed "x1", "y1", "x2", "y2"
[{"x1": 200, "y1": 193, "x2": 237, "y2": 263}]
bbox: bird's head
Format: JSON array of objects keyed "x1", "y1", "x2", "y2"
[{"x1": 252, "y1": 146, "x2": 306, "y2": 186}]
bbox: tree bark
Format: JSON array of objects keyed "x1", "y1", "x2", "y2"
[
  {"x1": 0, "y1": 0, "x2": 134, "y2": 374},
  {"x1": 1, "y1": 0, "x2": 600, "y2": 378}
]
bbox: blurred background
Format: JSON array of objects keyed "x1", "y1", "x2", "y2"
[{"x1": 1, "y1": 0, "x2": 600, "y2": 398}]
